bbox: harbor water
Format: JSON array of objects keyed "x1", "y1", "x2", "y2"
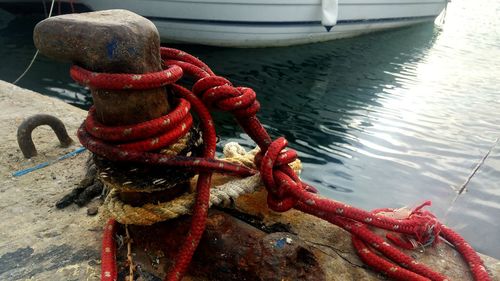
[{"x1": 1, "y1": 0, "x2": 499, "y2": 258}]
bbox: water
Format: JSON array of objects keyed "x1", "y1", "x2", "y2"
[{"x1": 1, "y1": 1, "x2": 500, "y2": 258}]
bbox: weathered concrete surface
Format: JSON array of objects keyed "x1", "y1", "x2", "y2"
[
  {"x1": 1, "y1": 79, "x2": 499, "y2": 281},
  {"x1": 0, "y1": 80, "x2": 101, "y2": 280}
]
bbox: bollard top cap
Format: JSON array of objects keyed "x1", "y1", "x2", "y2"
[{"x1": 34, "y1": 9, "x2": 162, "y2": 73}]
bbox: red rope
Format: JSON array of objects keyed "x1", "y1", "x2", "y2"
[
  {"x1": 84, "y1": 98, "x2": 191, "y2": 142},
  {"x1": 70, "y1": 47, "x2": 491, "y2": 281},
  {"x1": 70, "y1": 65, "x2": 183, "y2": 90},
  {"x1": 101, "y1": 219, "x2": 117, "y2": 281}
]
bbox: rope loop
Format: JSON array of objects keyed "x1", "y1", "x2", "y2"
[
  {"x1": 70, "y1": 64, "x2": 183, "y2": 90},
  {"x1": 81, "y1": 102, "x2": 193, "y2": 153},
  {"x1": 85, "y1": 98, "x2": 191, "y2": 142},
  {"x1": 192, "y1": 76, "x2": 231, "y2": 95},
  {"x1": 160, "y1": 47, "x2": 215, "y2": 76}
]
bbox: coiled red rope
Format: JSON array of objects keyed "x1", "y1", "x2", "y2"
[{"x1": 71, "y1": 47, "x2": 491, "y2": 281}]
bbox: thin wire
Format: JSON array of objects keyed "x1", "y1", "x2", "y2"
[
  {"x1": 13, "y1": 0, "x2": 56, "y2": 85},
  {"x1": 456, "y1": 137, "x2": 499, "y2": 195},
  {"x1": 443, "y1": 137, "x2": 499, "y2": 221}
]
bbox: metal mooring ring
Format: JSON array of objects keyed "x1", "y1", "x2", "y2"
[{"x1": 17, "y1": 114, "x2": 74, "y2": 158}]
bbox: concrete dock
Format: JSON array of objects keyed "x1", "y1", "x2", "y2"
[
  {"x1": 0, "y1": 79, "x2": 499, "y2": 280},
  {"x1": 0, "y1": 80, "x2": 101, "y2": 280}
]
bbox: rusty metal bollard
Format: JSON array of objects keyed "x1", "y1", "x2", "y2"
[
  {"x1": 31, "y1": 9, "x2": 328, "y2": 280},
  {"x1": 33, "y1": 9, "x2": 195, "y2": 206},
  {"x1": 34, "y1": 9, "x2": 170, "y2": 126},
  {"x1": 127, "y1": 210, "x2": 326, "y2": 280}
]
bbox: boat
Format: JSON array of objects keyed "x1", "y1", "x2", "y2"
[
  {"x1": 1, "y1": 0, "x2": 447, "y2": 47},
  {"x1": 79, "y1": 0, "x2": 448, "y2": 47}
]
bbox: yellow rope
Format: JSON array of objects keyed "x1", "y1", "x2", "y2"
[
  {"x1": 159, "y1": 132, "x2": 191, "y2": 156},
  {"x1": 104, "y1": 188, "x2": 196, "y2": 225}
]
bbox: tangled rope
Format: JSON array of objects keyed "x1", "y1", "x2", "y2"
[{"x1": 70, "y1": 47, "x2": 491, "y2": 281}]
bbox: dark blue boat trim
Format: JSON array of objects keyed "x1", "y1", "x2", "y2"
[
  {"x1": 145, "y1": 15, "x2": 437, "y2": 27},
  {"x1": 338, "y1": 15, "x2": 437, "y2": 24}
]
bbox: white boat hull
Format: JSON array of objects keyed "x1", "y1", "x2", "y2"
[
  {"x1": 9, "y1": 0, "x2": 447, "y2": 47},
  {"x1": 152, "y1": 16, "x2": 439, "y2": 47}
]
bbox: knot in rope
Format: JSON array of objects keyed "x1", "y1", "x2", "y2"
[
  {"x1": 371, "y1": 201, "x2": 441, "y2": 250},
  {"x1": 192, "y1": 76, "x2": 260, "y2": 118},
  {"x1": 408, "y1": 202, "x2": 442, "y2": 247},
  {"x1": 256, "y1": 137, "x2": 304, "y2": 212}
]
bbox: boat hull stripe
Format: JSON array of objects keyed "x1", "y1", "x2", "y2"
[{"x1": 145, "y1": 15, "x2": 437, "y2": 27}]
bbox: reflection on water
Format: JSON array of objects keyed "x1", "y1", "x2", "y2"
[
  {"x1": 0, "y1": 11, "x2": 90, "y2": 108},
  {"x1": 1, "y1": 0, "x2": 499, "y2": 258}
]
